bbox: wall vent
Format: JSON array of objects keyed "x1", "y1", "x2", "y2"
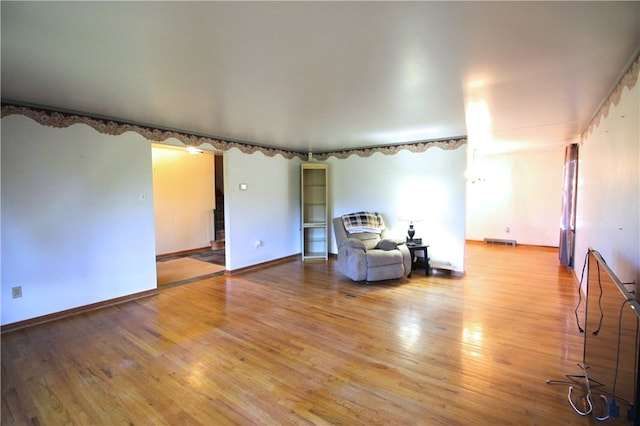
[{"x1": 483, "y1": 238, "x2": 517, "y2": 247}]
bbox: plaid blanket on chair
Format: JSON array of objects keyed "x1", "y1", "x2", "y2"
[{"x1": 341, "y1": 211, "x2": 385, "y2": 234}]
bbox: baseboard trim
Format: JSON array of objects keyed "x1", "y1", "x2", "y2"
[
  {"x1": 226, "y1": 254, "x2": 299, "y2": 275},
  {"x1": 465, "y1": 239, "x2": 558, "y2": 249},
  {"x1": 3, "y1": 254, "x2": 319, "y2": 332},
  {"x1": 1, "y1": 289, "x2": 159, "y2": 334}
]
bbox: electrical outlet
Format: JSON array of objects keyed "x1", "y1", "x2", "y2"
[{"x1": 12, "y1": 286, "x2": 22, "y2": 299}]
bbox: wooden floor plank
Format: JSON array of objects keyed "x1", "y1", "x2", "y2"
[{"x1": 2, "y1": 243, "x2": 632, "y2": 425}]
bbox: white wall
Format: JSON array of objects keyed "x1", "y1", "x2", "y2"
[
  {"x1": 1, "y1": 115, "x2": 157, "y2": 326},
  {"x1": 152, "y1": 144, "x2": 215, "y2": 255},
  {"x1": 466, "y1": 147, "x2": 565, "y2": 246},
  {"x1": 223, "y1": 148, "x2": 302, "y2": 271},
  {"x1": 574, "y1": 74, "x2": 640, "y2": 285},
  {"x1": 327, "y1": 146, "x2": 467, "y2": 273},
  {"x1": 3, "y1": 107, "x2": 584, "y2": 324}
]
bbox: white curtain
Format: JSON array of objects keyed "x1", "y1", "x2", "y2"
[{"x1": 559, "y1": 143, "x2": 579, "y2": 266}]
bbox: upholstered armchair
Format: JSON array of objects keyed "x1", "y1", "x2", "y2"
[{"x1": 332, "y1": 212, "x2": 412, "y2": 282}]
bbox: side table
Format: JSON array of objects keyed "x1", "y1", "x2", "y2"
[{"x1": 407, "y1": 244, "x2": 430, "y2": 277}]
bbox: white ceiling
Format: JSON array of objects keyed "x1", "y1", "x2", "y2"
[{"x1": 2, "y1": 1, "x2": 639, "y2": 154}]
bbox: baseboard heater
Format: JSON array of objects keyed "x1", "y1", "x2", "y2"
[{"x1": 483, "y1": 238, "x2": 517, "y2": 247}]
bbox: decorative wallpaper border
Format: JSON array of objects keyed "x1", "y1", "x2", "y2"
[
  {"x1": 1, "y1": 103, "x2": 465, "y2": 159},
  {"x1": 581, "y1": 52, "x2": 640, "y2": 142},
  {"x1": 0, "y1": 104, "x2": 305, "y2": 160},
  {"x1": 313, "y1": 138, "x2": 466, "y2": 161}
]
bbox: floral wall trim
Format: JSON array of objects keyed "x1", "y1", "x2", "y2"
[
  {"x1": 581, "y1": 52, "x2": 640, "y2": 143},
  {"x1": 0, "y1": 104, "x2": 305, "y2": 160},
  {"x1": 1, "y1": 102, "x2": 465, "y2": 159},
  {"x1": 312, "y1": 138, "x2": 466, "y2": 161}
]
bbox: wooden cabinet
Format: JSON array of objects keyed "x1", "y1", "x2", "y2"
[{"x1": 301, "y1": 163, "x2": 328, "y2": 261}]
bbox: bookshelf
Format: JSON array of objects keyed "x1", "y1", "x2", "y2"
[{"x1": 301, "y1": 163, "x2": 328, "y2": 260}]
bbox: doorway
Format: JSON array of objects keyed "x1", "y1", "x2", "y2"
[
  {"x1": 213, "y1": 154, "x2": 225, "y2": 244},
  {"x1": 152, "y1": 145, "x2": 226, "y2": 286}
]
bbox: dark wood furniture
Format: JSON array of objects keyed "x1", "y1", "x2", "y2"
[{"x1": 407, "y1": 243, "x2": 430, "y2": 277}]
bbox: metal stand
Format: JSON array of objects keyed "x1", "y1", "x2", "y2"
[{"x1": 546, "y1": 363, "x2": 609, "y2": 419}]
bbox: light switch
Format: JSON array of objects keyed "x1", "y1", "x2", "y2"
[{"x1": 239, "y1": 183, "x2": 248, "y2": 191}]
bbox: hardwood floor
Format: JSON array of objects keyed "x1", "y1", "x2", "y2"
[
  {"x1": 1, "y1": 243, "x2": 630, "y2": 425},
  {"x1": 157, "y1": 245, "x2": 226, "y2": 266}
]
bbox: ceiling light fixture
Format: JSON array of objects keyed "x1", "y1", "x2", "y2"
[{"x1": 186, "y1": 145, "x2": 203, "y2": 154}]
